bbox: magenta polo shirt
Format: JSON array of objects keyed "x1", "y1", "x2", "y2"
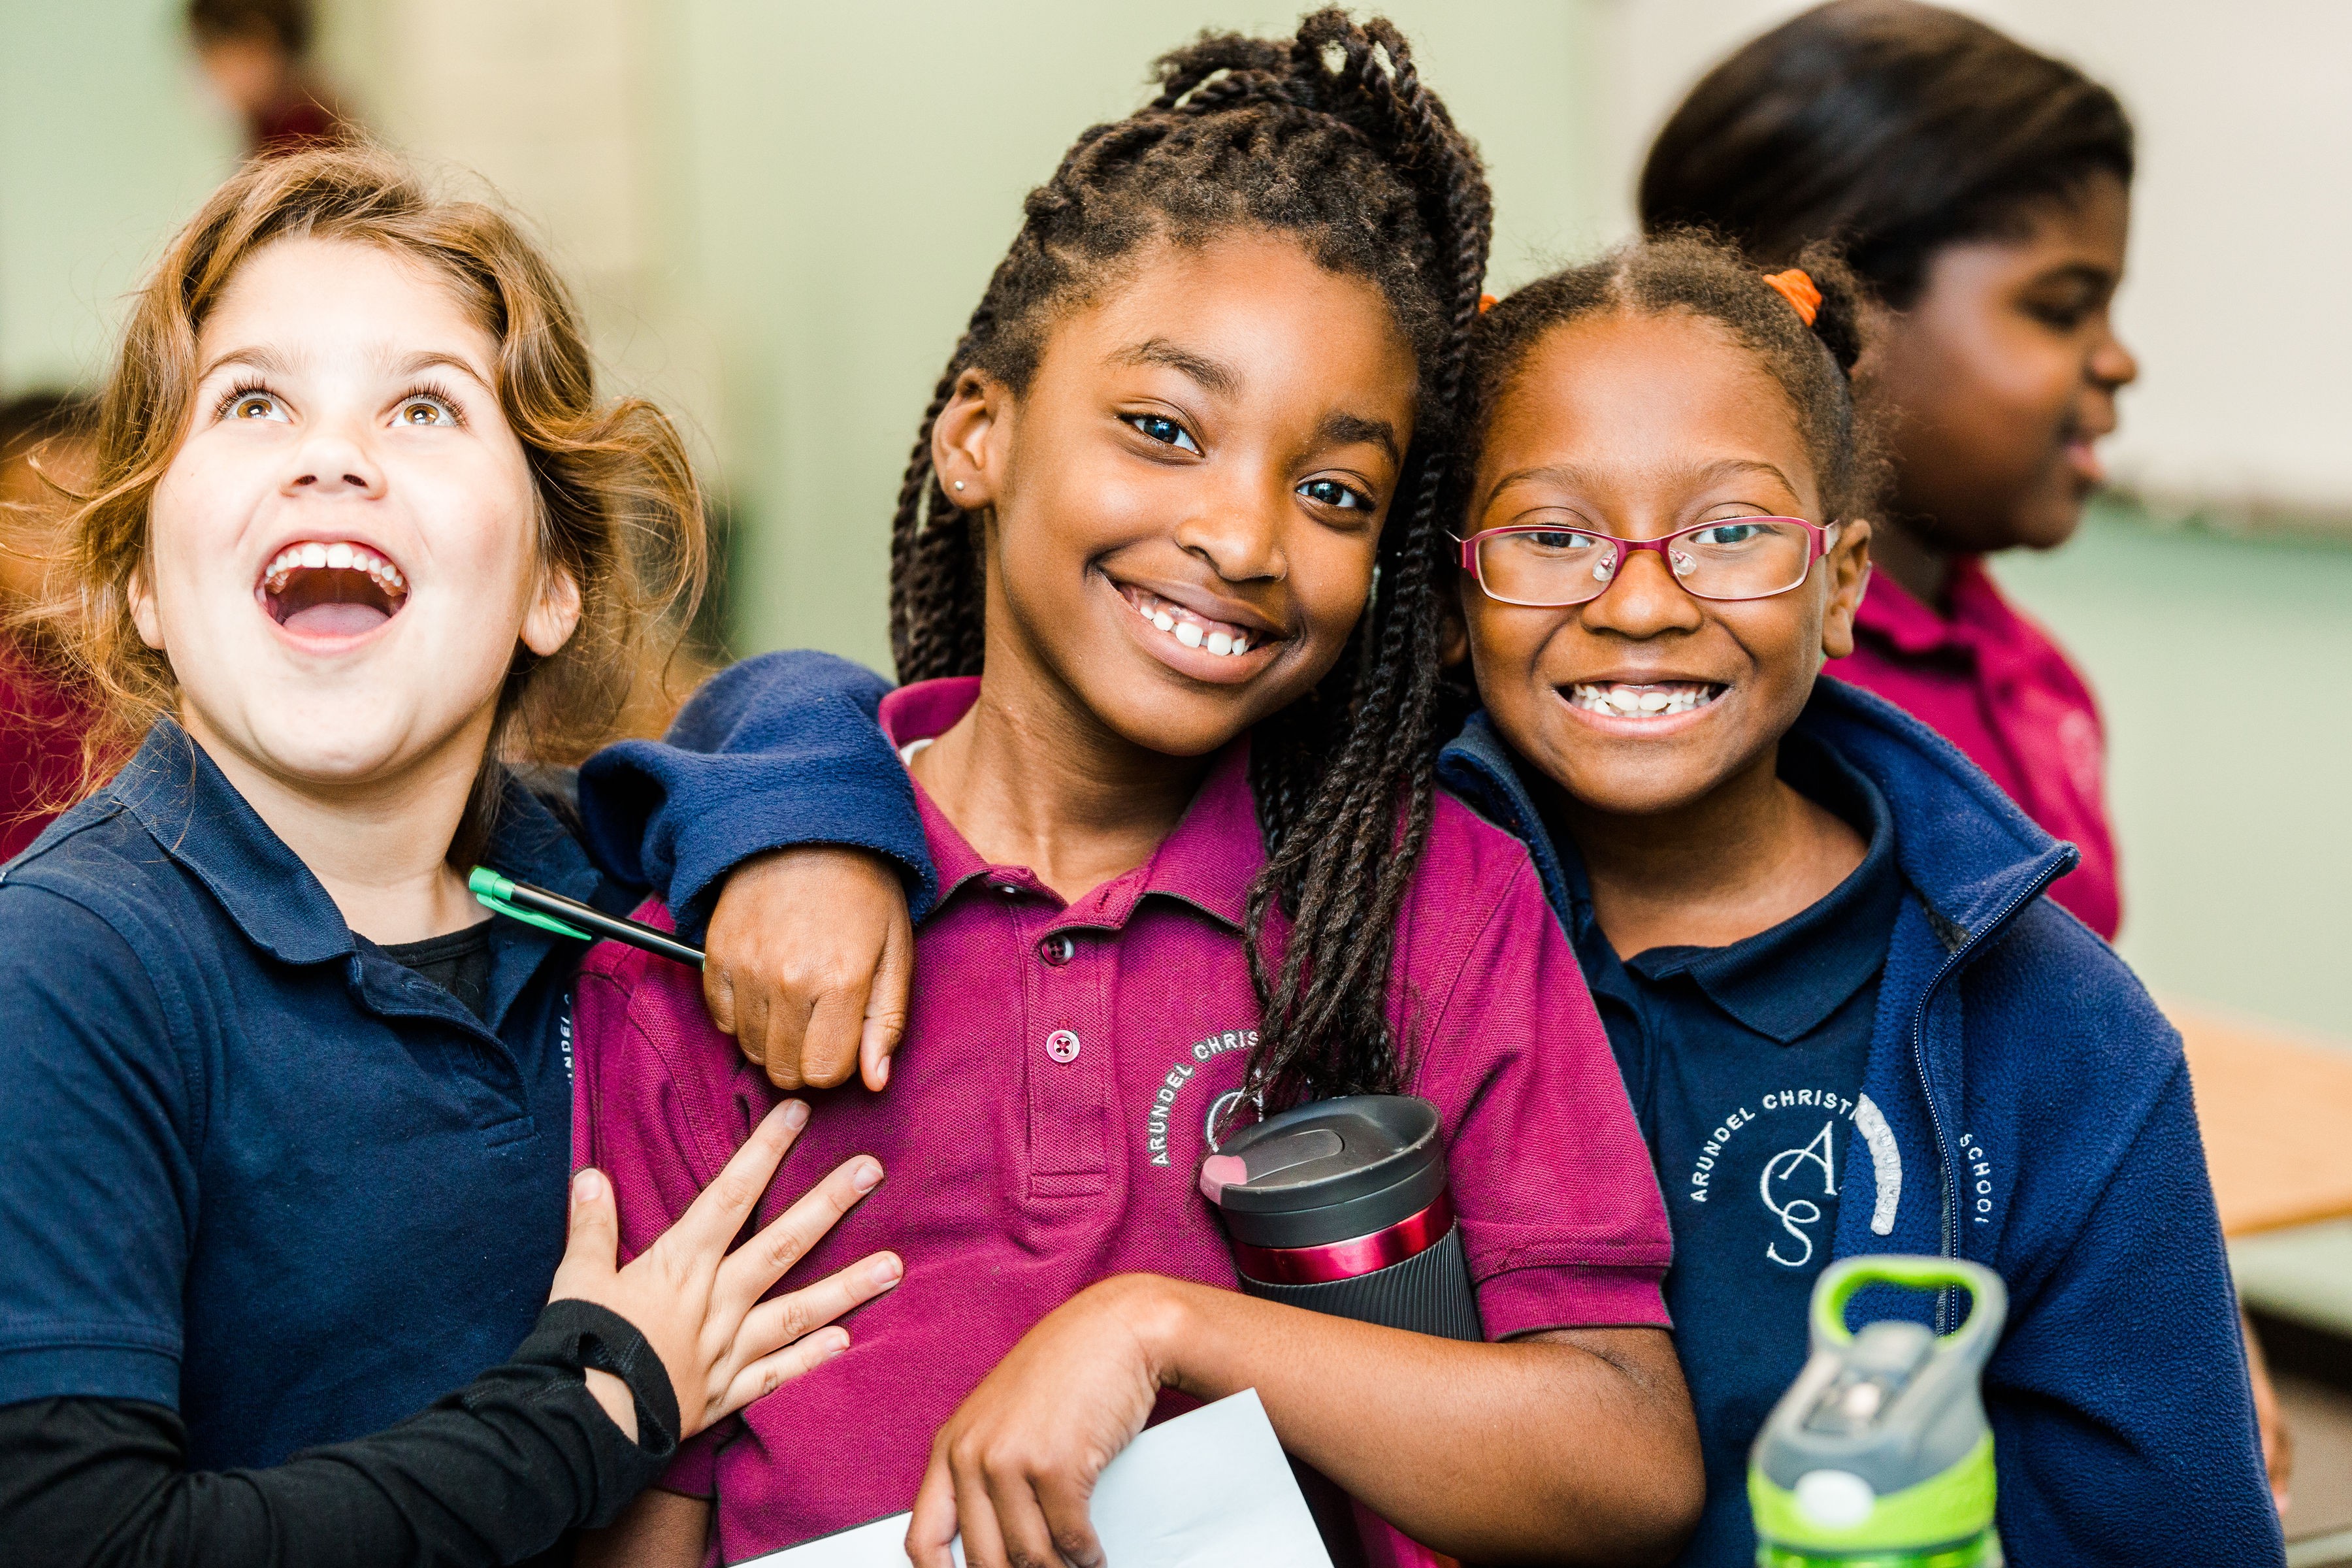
[
  {"x1": 1831, "y1": 558, "x2": 2119, "y2": 940},
  {"x1": 572, "y1": 677, "x2": 1671, "y2": 1560}
]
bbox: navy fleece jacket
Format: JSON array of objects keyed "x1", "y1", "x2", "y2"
[
  {"x1": 581, "y1": 655, "x2": 2281, "y2": 1567},
  {"x1": 1437, "y1": 679, "x2": 2281, "y2": 1567}
]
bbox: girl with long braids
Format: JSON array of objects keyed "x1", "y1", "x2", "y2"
[{"x1": 571, "y1": 13, "x2": 1700, "y2": 1566}]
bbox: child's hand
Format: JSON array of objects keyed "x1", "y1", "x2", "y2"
[
  {"x1": 551, "y1": 1100, "x2": 902, "y2": 1442},
  {"x1": 703, "y1": 846, "x2": 914, "y2": 1093},
  {"x1": 905, "y1": 1275, "x2": 1181, "y2": 1568}
]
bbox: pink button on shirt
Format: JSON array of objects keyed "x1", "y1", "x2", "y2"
[
  {"x1": 574, "y1": 678, "x2": 1671, "y2": 1560},
  {"x1": 1831, "y1": 559, "x2": 2119, "y2": 939}
]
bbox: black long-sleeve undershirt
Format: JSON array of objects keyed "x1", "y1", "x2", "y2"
[{"x1": 0, "y1": 1300, "x2": 679, "y2": 1568}]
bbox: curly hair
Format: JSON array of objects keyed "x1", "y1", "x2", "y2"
[
  {"x1": 1463, "y1": 233, "x2": 1885, "y2": 529},
  {"x1": 888, "y1": 10, "x2": 1492, "y2": 1110},
  {"x1": 20, "y1": 144, "x2": 706, "y2": 866}
]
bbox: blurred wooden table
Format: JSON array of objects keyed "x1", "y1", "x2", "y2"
[{"x1": 2177, "y1": 1005, "x2": 2352, "y2": 1237}]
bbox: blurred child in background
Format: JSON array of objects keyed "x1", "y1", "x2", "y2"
[
  {"x1": 186, "y1": 0, "x2": 348, "y2": 157},
  {"x1": 1641, "y1": 0, "x2": 2134, "y2": 942},
  {"x1": 0, "y1": 393, "x2": 94, "y2": 858}
]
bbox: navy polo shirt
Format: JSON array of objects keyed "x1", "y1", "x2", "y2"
[
  {"x1": 0, "y1": 724, "x2": 629, "y2": 1470},
  {"x1": 1552, "y1": 734, "x2": 1903, "y2": 1562}
]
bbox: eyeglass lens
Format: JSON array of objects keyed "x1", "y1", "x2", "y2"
[{"x1": 1477, "y1": 520, "x2": 1813, "y2": 606}]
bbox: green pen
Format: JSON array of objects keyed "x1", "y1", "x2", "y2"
[{"x1": 468, "y1": 866, "x2": 705, "y2": 969}]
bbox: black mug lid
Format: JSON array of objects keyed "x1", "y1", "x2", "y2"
[{"x1": 1202, "y1": 1095, "x2": 1446, "y2": 1248}]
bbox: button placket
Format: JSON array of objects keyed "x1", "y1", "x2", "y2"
[{"x1": 1021, "y1": 910, "x2": 1110, "y2": 1194}]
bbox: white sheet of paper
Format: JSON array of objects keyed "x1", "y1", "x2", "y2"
[{"x1": 736, "y1": 1388, "x2": 1333, "y2": 1568}]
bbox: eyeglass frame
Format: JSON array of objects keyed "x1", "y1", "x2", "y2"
[{"x1": 1452, "y1": 516, "x2": 1841, "y2": 608}]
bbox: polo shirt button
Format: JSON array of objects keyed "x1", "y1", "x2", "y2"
[
  {"x1": 1045, "y1": 1029, "x2": 1081, "y2": 1064},
  {"x1": 995, "y1": 882, "x2": 1021, "y2": 896},
  {"x1": 1038, "y1": 934, "x2": 1075, "y2": 967}
]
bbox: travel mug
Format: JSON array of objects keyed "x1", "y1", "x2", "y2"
[{"x1": 1200, "y1": 1094, "x2": 1482, "y2": 1342}]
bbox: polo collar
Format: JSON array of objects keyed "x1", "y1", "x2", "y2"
[
  {"x1": 1615, "y1": 734, "x2": 1904, "y2": 1043},
  {"x1": 1854, "y1": 554, "x2": 2031, "y2": 664},
  {"x1": 1435, "y1": 710, "x2": 1574, "y2": 920},
  {"x1": 879, "y1": 678, "x2": 1262, "y2": 933},
  {"x1": 110, "y1": 723, "x2": 353, "y2": 965},
  {"x1": 1855, "y1": 558, "x2": 1964, "y2": 659},
  {"x1": 110, "y1": 719, "x2": 611, "y2": 975}
]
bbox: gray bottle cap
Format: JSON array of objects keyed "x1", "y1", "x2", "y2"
[{"x1": 1203, "y1": 1094, "x2": 1448, "y2": 1250}]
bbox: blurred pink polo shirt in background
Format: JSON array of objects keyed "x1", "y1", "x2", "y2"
[
  {"x1": 573, "y1": 676, "x2": 1671, "y2": 1561},
  {"x1": 1832, "y1": 559, "x2": 2121, "y2": 940}
]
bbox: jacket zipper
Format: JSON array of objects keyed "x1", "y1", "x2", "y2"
[{"x1": 1906, "y1": 853, "x2": 2070, "y2": 1331}]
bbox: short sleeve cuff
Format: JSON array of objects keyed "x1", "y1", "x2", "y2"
[
  {"x1": 1473, "y1": 1263, "x2": 1671, "y2": 1340},
  {"x1": 0, "y1": 1337, "x2": 182, "y2": 1411}
]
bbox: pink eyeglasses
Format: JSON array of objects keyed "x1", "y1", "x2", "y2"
[{"x1": 1456, "y1": 517, "x2": 1838, "y2": 608}]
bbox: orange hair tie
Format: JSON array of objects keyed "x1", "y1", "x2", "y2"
[
  {"x1": 1762, "y1": 269, "x2": 1821, "y2": 327},
  {"x1": 1478, "y1": 292, "x2": 1497, "y2": 314}
]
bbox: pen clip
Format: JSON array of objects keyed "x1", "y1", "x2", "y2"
[{"x1": 468, "y1": 866, "x2": 593, "y2": 942}]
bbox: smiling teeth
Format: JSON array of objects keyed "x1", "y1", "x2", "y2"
[
  {"x1": 261, "y1": 541, "x2": 408, "y2": 596},
  {"x1": 1132, "y1": 591, "x2": 1251, "y2": 657},
  {"x1": 1571, "y1": 681, "x2": 1719, "y2": 718}
]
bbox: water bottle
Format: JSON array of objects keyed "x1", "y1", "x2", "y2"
[
  {"x1": 1201, "y1": 1095, "x2": 1480, "y2": 1568},
  {"x1": 1750, "y1": 1256, "x2": 2007, "y2": 1568},
  {"x1": 1200, "y1": 1094, "x2": 1481, "y2": 1339}
]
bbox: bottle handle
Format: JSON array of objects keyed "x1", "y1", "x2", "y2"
[{"x1": 1809, "y1": 1254, "x2": 2007, "y2": 1369}]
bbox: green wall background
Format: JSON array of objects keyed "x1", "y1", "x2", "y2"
[{"x1": 0, "y1": 0, "x2": 236, "y2": 390}]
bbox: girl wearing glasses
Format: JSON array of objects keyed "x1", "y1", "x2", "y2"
[{"x1": 1434, "y1": 232, "x2": 2273, "y2": 1567}]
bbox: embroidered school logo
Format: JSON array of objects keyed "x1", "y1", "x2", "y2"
[
  {"x1": 1761, "y1": 1120, "x2": 1837, "y2": 1267},
  {"x1": 1683, "y1": 1088, "x2": 1904, "y2": 1266},
  {"x1": 1139, "y1": 1028, "x2": 1256, "y2": 1167}
]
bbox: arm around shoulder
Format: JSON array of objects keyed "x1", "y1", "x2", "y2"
[
  {"x1": 578, "y1": 651, "x2": 930, "y2": 1090},
  {"x1": 577, "y1": 650, "x2": 933, "y2": 938}
]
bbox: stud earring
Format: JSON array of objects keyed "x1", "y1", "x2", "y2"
[{"x1": 953, "y1": 480, "x2": 966, "y2": 492}]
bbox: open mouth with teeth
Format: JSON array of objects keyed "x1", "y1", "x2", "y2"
[
  {"x1": 1568, "y1": 680, "x2": 1725, "y2": 719},
  {"x1": 1122, "y1": 586, "x2": 1262, "y2": 659},
  {"x1": 259, "y1": 540, "x2": 409, "y2": 638}
]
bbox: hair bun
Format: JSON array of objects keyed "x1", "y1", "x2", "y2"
[{"x1": 1790, "y1": 241, "x2": 1867, "y2": 376}]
